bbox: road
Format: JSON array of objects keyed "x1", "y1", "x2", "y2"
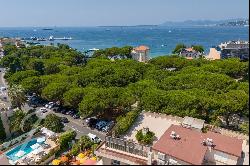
[
  {"x1": 0, "y1": 67, "x2": 10, "y2": 108},
  {"x1": 36, "y1": 107, "x2": 106, "y2": 141}
]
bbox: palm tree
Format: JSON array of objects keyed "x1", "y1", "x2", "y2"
[
  {"x1": 9, "y1": 109, "x2": 25, "y2": 133},
  {"x1": 8, "y1": 84, "x2": 27, "y2": 110}
]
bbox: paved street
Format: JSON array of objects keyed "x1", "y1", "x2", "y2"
[
  {"x1": 35, "y1": 107, "x2": 106, "y2": 141},
  {"x1": 0, "y1": 67, "x2": 10, "y2": 108}
]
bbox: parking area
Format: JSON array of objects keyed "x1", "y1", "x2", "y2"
[
  {"x1": 33, "y1": 101, "x2": 109, "y2": 141},
  {"x1": 123, "y1": 112, "x2": 182, "y2": 143}
]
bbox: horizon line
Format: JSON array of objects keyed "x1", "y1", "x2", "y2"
[{"x1": 0, "y1": 18, "x2": 248, "y2": 28}]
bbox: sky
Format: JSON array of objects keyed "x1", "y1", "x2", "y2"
[{"x1": 0, "y1": 0, "x2": 248, "y2": 27}]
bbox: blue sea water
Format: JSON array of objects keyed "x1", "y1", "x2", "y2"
[{"x1": 0, "y1": 26, "x2": 249, "y2": 57}]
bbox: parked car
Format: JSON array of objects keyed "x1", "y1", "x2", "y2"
[
  {"x1": 52, "y1": 107, "x2": 60, "y2": 113},
  {"x1": 86, "y1": 116, "x2": 97, "y2": 124},
  {"x1": 42, "y1": 109, "x2": 48, "y2": 113},
  {"x1": 102, "y1": 121, "x2": 115, "y2": 133},
  {"x1": 70, "y1": 112, "x2": 76, "y2": 117},
  {"x1": 2, "y1": 96, "x2": 7, "y2": 101},
  {"x1": 39, "y1": 107, "x2": 47, "y2": 111},
  {"x1": 86, "y1": 117, "x2": 98, "y2": 128},
  {"x1": 61, "y1": 109, "x2": 67, "y2": 114},
  {"x1": 0, "y1": 87, "x2": 7, "y2": 91},
  {"x1": 61, "y1": 117, "x2": 69, "y2": 123},
  {"x1": 95, "y1": 121, "x2": 108, "y2": 131},
  {"x1": 87, "y1": 133, "x2": 101, "y2": 144},
  {"x1": 45, "y1": 102, "x2": 55, "y2": 109},
  {"x1": 73, "y1": 114, "x2": 80, "y2": 119},
  {"x1": 66, "y1": 110, "x2": 72, "y2": 115},
  {"x1": 40, "y1": 107, "x2": 48, "y2": 113}
]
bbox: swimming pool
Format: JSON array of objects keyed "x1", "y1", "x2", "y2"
[{"x1": 5, "y1": 138, "x2": 45, "y2": 163}]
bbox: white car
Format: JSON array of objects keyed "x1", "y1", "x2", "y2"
[
  {"x1": 40, "y1": 107, "x2": 47, "y2": 113},
  {"x1": 45, "y1": 102, "x2": 54, "y2": 108},
  {"x1": 87, "y1": 133, "x2": 101, "y2": 143},
  {"x1": 0, "y1": 87, "x2": 7, "y2": 91}
]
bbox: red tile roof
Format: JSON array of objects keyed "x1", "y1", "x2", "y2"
[
  {"x1": 152, "y1": 125, "x2": 243, "y2": 165},
  {"x1": 205, "y1": 131, "x2": 243, "y2": 157},
  {"x1": 152, "y1": 125, "x2": 207, "y2": 165},
  {"x1": 185, "y1": 47, "x2": 194, "y2": 52},
  {"x1": 134, "y1": 45, "x2": 150, "y2": 51}
]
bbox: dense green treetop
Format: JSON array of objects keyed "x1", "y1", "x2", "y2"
[
  {"x1": 1, "y1": 44, "x2": 248, "y2": 131},
  {"x1": 44, "y1": 114, "x2": 64, "y2": 133},
  {"x1": 172, "y1": 43, "x2": 186, "y2": 54},
  {"x1": 92, "y1": 46, "x2": 133, "y2": 58}
]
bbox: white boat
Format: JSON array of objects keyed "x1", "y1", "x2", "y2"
[
  {"x1": 54, "y1": 37, "x2": 72, "y2": 40},
  {"x1": 48, "y1": 36, "x2": 54, "y2": 41},
  {"x1": 169, "y1": 30, "x2": 172, "y2": 33},
  {"x1": 88, "y1": 48, "x2": 99, "y2": 51}
]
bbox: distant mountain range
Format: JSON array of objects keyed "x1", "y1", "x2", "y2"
[{"x1": 160, "y1": 18, "x2": 249, "y2": 27}]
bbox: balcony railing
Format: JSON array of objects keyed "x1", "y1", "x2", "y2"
[{"x1": 105, "y1": 136, "x2": 150, "y2": 158}]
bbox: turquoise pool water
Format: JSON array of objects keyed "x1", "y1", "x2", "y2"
[{"x1": 5, "y1": 138, "x2": 43, "y2": 162}]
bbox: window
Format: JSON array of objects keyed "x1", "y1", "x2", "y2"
[{"x1": 111, "y1": 160, "x2": 121, "y2": 165}]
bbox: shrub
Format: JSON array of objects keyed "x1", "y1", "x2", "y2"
[
  {"x1": 114, "y1": 109, "x2": 140, "y2": 136},
  {"x1": 135, "y1": 129, "x2": 155, "y2": 145},
  {"x1": 59, "y1": 130, "x2": 76, "y2": 150},
  {"x1": 44, "y1": 114, "x2": 64, "y2": 133}
]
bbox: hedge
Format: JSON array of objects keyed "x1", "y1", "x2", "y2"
[{"x1": 114, "y1": 109, "x2": 140, "y2": 136}]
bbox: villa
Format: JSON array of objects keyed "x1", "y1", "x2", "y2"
[
  {"x1": 94, "y1": 112, "x2": 248, "y2": 165},
  {"x1": 131, "y1": 45, "x2": 150, "y2": 63},
  {"x1": 179, "y1": 47, "x2": 203, "y2": 59}
]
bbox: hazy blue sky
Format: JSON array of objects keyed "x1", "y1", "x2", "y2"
[{"x1": 0, "y1": 0, "x2": 248, "y2": 27}]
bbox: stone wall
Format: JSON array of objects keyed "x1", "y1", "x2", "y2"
[{"x1": 39, "y1": 154, "x2": 55, "y2": 165}]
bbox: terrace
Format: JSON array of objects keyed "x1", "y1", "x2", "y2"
[{"x1": 123, "y1": 111, "x2": 182, "y2": 143}]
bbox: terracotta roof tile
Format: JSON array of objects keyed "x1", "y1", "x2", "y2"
[
  {"x1": 152, "y1": 125, "x2": 243, "y2": 165},
  {"x1": 134, "y1": 45, "x2": 150, "y2": 51}
]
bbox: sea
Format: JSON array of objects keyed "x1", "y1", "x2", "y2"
[{"x1": 0, "y1": 26, "x2": 249, "y2": 58}]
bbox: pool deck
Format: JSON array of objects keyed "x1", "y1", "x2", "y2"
[
  {"x1": 0, "y1": 154, "x2": 10, "y2": 165},
  {"x1": 5, "y1": 137, "x2": 57, "y2": 165},
  {"x1": 17, "y1": 138, "x2": 57, "y2": 165}
]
